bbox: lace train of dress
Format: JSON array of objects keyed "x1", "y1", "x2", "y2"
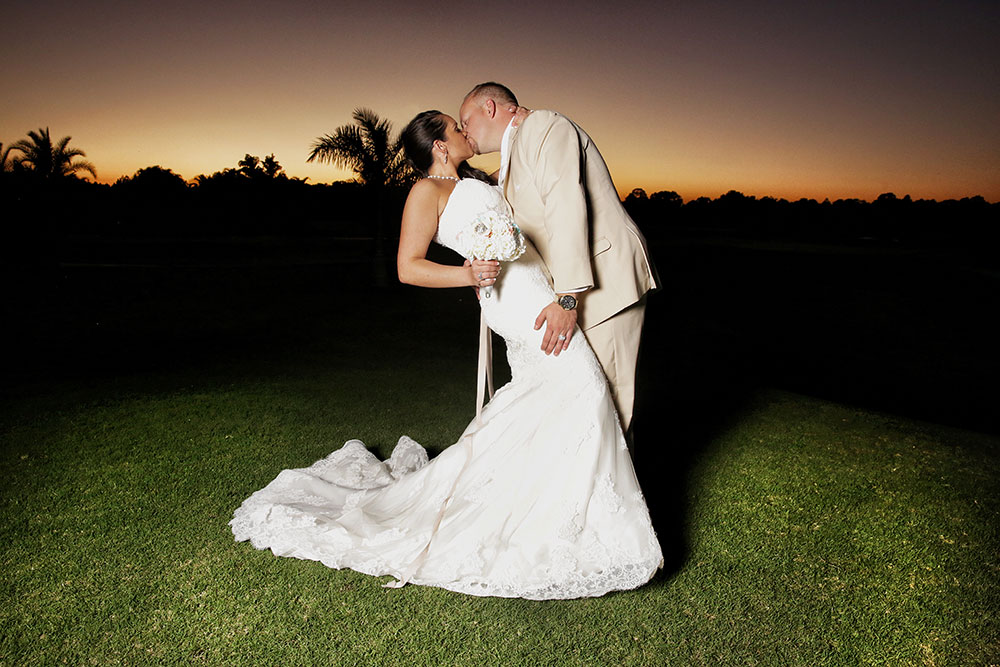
[{"x1": 230, "y1": 179, "x2": 663, "y2": 599}]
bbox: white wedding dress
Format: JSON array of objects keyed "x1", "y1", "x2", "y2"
[{"x1": 230, "y1": 179, "x2": 663, "y2": 599}]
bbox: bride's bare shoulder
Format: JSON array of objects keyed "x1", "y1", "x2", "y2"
[
  {"x1": 405, "y1": 178, "x2": 441, "y2": 206},
  {"x1": 403, "y1": 178, "x2": 453, "y2": 222},
  {"x1": 407, "y1": 177, "x2": 455, "y2": 199},
  {"x1": 407, "y1": 177, "x2": 434, "y2": 194}
]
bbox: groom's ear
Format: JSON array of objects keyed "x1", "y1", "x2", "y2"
[{"x1": 485, "y1": 99, "x2": 496, "y2": 118}]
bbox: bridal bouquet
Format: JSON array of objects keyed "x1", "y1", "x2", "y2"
[{"x1": 470, "y1": 209, "x2": 526, "y2": 297}]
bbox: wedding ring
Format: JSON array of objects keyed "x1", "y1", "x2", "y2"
[
  {"x1": 557, "y1": 334, "x2": 567, "y2": 341},
  {"x1": 478, "y1": 273, "x2": 483, "y2": 280}
]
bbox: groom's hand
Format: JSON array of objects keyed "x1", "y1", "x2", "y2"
[{"x1": 535, "y1": 302, "x2": 577, "y2": 356}]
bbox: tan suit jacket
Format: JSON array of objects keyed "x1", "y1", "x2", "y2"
[{"x1": 503, "y1": 110, "x2": 657, "y2": 330}]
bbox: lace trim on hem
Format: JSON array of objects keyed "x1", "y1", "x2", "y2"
[{"x1": 235, "y1": 531, "x2": 662, "y2": 600}]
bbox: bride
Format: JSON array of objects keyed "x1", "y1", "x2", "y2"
[{"x1": 229, "y1": 110, "x2": 663, "y2": 600}]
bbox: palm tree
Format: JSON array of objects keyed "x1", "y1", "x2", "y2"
[
  {"x1": 308, "y1": 108, "x2": 412, "y2": 286},
  {"x1": 307, "y1": 108, "x2": 410, "y2": 189},
  {"x1": 1, "y1": 142, "x2": 13, "y2": 173},
  {"x1": 237, "y1": 153, "x2": 261, "y2": 178},
  {"x1": 8, "y1": 127, "x2": 97, "y2": 180},
  {"x1": 261, "y1": 154, "x2": 284, "y2": 179}
]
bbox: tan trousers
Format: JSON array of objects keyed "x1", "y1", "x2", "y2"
[{"x1": 582, "y1": 296, "x2": 647, "y2": 433}]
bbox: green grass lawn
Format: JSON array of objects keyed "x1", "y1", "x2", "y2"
[
  {"x1": 2, "y1": 243, "x2": 997, "y2": 665},
  {"x1": 2, "y1": 341, "x2": 997, "y2": 665}
]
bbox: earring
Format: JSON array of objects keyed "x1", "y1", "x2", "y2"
[{"x1": 441, "y1": 151, "x2": 449, "y2": 165}]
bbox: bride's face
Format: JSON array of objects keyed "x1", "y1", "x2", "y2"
[{"x1": 438, "y1": 115, "x2": 474, "y2": 163}]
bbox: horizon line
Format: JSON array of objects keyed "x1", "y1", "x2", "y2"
[{"x1": 78, "y1": 171, "x2": 997, "y2": 205}]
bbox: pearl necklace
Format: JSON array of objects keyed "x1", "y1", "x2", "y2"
[{"x1": 427, "y1": 174, "x2": 460, "y2": 182}]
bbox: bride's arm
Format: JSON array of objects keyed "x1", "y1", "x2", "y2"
[{"x1": 397, "y1": 181, "x2": 494, "y2": 289}]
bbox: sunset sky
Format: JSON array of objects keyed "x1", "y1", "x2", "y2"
[{"x1": 2, "y1": 0, "x2": 997, "y2": 201}]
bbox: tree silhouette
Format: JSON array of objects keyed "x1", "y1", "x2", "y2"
[
  {"x1": 115, "y1": 165, "x2": 188, "y2": 193},
  {"x1": 261, "y1": 154, "x2": 284, "y2": 179},
  {"x1": 8, "y1": 127, "x2": 96, "y2": 180},
  {"x1": 650, "y1": 190, "x2": 683, "y2": 207},
  {"x1": 238, "y1": 154, "x2": 262, "y2": 178},
  {"x1": 307, "y1": 108, "x2": 410, "y2": 189},
  {"x1": 110, "y1": 166, "x2": 190, "y2": 234},
  {"x1": 308, "y1": 108, "x2": 412, "y2": 286},
  {"x1": 623, "y1": 188, "x2": 650, "y2": 225},
  {"x1": 1, "y1": 142, "x2": 14, "y2": 173}
]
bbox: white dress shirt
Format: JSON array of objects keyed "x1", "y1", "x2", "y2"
[{"x1": 497, "y1": 118, "x2": 516, "y2": 188}]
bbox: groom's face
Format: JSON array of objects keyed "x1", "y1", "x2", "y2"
[{"x1": 459, "y1": 98, "x2": 490, "y2": 155}]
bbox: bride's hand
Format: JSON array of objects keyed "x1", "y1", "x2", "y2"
[{"x1": 468, "y1": 258, "x2": 500, "y2": 288}]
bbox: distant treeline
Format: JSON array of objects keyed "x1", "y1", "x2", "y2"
[
  {"x1": 2, "y1": 159, "x2": 402, "y2": 239},
  {"x1": 623, "y1": 188, "x2": 997, "y2": 247},
  {"x1": 3, "y1": 159, "x2": 996, "y2": 248}
]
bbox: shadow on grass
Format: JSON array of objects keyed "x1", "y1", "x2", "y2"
[
  {"x1": 633, "y1": 291, "x2": 762, "y2": 580},
  {"x1": 629, "y1": 239, "x2": 999, "y2": 580}
]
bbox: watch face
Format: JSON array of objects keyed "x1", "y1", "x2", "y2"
[{"x1": 558, "y1": 295, "x2": 577, "y2": 310}]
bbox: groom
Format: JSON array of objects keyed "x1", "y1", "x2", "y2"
[{"x1": 459, "y1": 82, "x2": 657, "y2": 435}]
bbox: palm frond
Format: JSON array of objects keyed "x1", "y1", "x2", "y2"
[
  {"x1": 309, "y1": 108, "x2": 409, "y2": 188},
  {"x1": 8, "y1": 139, "x2": 36, "y2": 154},
  {"x1": 0, "y1": 143, "x2": 12, "y2": 172},
  {"x1": 353, "y1": 108, "x2": 392, "y2": 139},
  {"x1": 64, "y1": 159, "x2": 97, "y2": 179},
  {"x1": 7, "y1": 127, "x2": 94, "y2": 179},
  {"x1": 26, "y1": 128, "x2": 52, "y2": 150},
  {"x1": 308, "y1": 126, "x2": 368, "y2": 172}
]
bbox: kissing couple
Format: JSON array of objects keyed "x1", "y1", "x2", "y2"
[{"x1": 231, "y1": 82, "x2": 662, "y2": 600}]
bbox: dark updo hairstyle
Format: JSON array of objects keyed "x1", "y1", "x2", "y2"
[{"x1": 401, "y1": 110, "x2": 491, "y2": 183}]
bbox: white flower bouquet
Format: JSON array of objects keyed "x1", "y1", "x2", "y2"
[{"x1": 469, "y1": 209, "x2": 526, "y2": 297}]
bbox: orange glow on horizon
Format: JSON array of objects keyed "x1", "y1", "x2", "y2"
[
  {"x1": 3, "y1": 2, "x2": 997, "y2": 204},
  {"x1": 83, "y1": 144, "x2": 996, "y2": 205}
]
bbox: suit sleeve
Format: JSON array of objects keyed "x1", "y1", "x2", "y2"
[{"x1": 529, "y1": 115, "x2": 594, "y2": 294}]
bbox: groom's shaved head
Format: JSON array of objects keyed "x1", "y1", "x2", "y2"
[
  {"x1": 460, "y1": 82, "x2": 519, "y2": 155},
  {"x1": 465, "y1": 82, "x2": 518, "y2": 107}
]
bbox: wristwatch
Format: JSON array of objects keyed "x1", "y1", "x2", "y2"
[{"x1": 556, "y1": 294, "x2": 578, "y2": 311}]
